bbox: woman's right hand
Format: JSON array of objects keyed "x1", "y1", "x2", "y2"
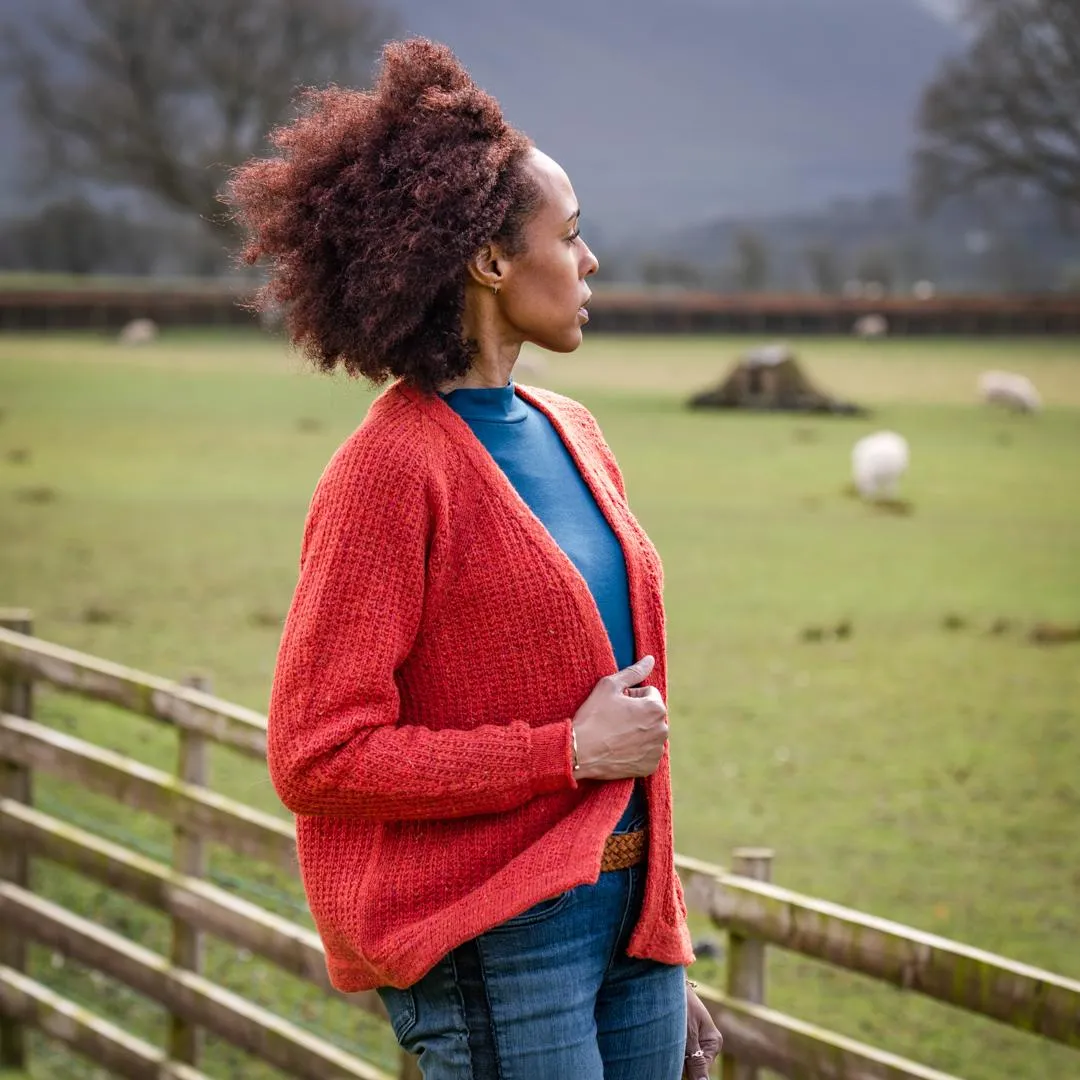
[{"x1": 571, "y1": 655, "x2": 669, "y2": 781}]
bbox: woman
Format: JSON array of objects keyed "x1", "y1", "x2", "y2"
[{"x1": 229, "y1": 37, "x2": 722, "y2": 1080}]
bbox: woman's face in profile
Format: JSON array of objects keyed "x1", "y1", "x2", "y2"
[{"x1": 497, "y1": 149, "x2": 600, "y2": 354}]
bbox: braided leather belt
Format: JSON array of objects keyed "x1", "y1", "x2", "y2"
[{"x1": 600, "y1": 828, "x2": 647, "y2": 872}]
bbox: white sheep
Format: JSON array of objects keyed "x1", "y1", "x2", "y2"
[
  {"x1": 853, "y1": 313, "x2": 888, "y2": 339},
  {"x1": 118, "y1": 318, "x2": 159, "y2": 345},
  {"x1": 977, "y1": 370, "x2": 1041, "y2": 413},
  {"x1": 851, "y1": 431, "x2": 909, "y2": 501}
]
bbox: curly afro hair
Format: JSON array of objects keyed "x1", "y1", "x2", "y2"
[{"x1": 226, "y1": 38, "x2": 541, "y2": 393}]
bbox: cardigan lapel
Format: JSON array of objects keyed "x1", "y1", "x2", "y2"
[
  {"x1": 517, "y1": 386, "x2": 667, "y2": 688},
  {"x1": 400, "y1": 383, "x2": 620, "y2": 674},
  {"x1": 393, "y1": 381, "x2": 664, "y2": 685}
]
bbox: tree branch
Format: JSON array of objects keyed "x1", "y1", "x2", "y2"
[
  {"x1": 913, "y1": 0, "x2": 1080, "y2": 219},
  {"x1": 7, "y1": 0, "x2": 396, "y2": 237}
]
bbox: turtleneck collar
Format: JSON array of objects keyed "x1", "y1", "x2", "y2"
[{"x1": 440, "y1": 380, "x2": 528, "y2": 423}]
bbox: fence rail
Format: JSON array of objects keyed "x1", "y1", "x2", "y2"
[
  {"x1": 0, "y1": 885, "x2": 390, "y2": 1080},
  {"x1": 0, "y1": 798, "x2": 382, "y2": 1014},
  {"x1": 2, "y1": 618, "x2": 1078, "y2": 1079},
  {"x1": 678, "y1": 864, "x2": 1080, "y2": 1047},
  {"x1": 3, "y1": 282, "x2": 1080, "y2": 335},
  {"x1": 0, "y1": 966, "x2": 214, "y2": 1080}
]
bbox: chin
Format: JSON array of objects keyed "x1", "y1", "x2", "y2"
[{"x1": 531, "y1": 327, "x2": 584, "y2": 354}]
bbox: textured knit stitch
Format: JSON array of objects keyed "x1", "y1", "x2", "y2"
[
  {"x1": 267, "y1": 380, "x2": 694, "y2": 991},
  {"x1": 441, "y1": 381, "x2": 648, "y2": 833}
]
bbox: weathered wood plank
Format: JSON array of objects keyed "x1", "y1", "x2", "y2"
[
  {"x1": 170, "y1": 672, "x2": 212, "y2": 1066},
  {"x1": 398, "y1": 1050, "x2": 424, "y2": 1080},
  {"x1": 724, "y1": 849, "x2": 773, "y2": 1080},
  {"x1": 0, "y1": 627, "x2": 266, "y2": 758},
  {"x1": 0, "y1": 713, "x2": 295, "y2": 871},
  {"x1": 675, "y1": 852, "x2": 726, "y2": 880},
  {"x1": 696, "y1": 982, "x2": 963, "y2": 1080},
  {"x1": 0, "y1": 798, "x2": 386, "y2": 1022},
  {"x1": 682, "y1": 867, "x2": 1080, "y2": 1048},
  {"x1": 0, "y1": 965, "x2": 212, "y2": 1080},
  {"x1": 0, "y1": 612, "x2": 32, "y2": 1071},
  {"x1": 0, "y1": 884, "x2": 392, "y2": 1080}
]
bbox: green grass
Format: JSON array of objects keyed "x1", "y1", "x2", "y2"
[{"x1": 1, "y1": 329, "x2": 1079, "y2": 1079}]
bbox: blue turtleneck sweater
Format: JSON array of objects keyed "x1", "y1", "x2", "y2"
[{"x1": 442, "y1": 382, "x2": 647, "y2": 833}]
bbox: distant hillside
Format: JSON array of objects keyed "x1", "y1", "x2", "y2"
[{"x1": 617, "y1": 189, "x2": 1080, "y2": 293}]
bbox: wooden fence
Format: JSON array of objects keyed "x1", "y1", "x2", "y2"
[
  {"x1": 1, "y1": 612, "x2": 1078, "y2": 1079},
  {"x1": 3, "y1": 282, "x2": 1080, "y2": 335}
]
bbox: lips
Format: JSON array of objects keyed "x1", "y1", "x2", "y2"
[{"x1": 578, "y1": 293, "x2": 592, "y2": 321}]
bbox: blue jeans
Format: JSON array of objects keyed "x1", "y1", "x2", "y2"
[{"x1": 378, "y1": 802, "x2": 685, "y2": 1079}]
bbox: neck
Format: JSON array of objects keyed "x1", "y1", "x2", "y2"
[{"x1": 438, "y1": 285, "x2": 523, "y2": 392}]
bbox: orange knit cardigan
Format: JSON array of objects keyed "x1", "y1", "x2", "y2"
[{"x1": 267, "y1": 380, "x2": 694, "y2": 991}]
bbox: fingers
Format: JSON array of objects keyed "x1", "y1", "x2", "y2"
[
  {"x1": 699, "y1": 1029, "x2": 722, "y2": 1058},
  {"x1": 607, "y1": 654, "x2": 654, "y2": 690},
  {"x1": 684, "y1": 1048, "x2": 710, "y2": 1079},
  {"x1": 684, "y1": 1038, "x2": 720, "y2": 1078},
  {"x1": 623, "y1": 685, "x2": 662, "y2": 704},
  {"x1": 624, "y1": 684, "x2": 666, "y2": 709},
  {"x1": 685, "y1": 987, "x2": 722, "y2": 1077}
]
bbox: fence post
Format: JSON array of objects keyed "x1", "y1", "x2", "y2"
[
  {"x1": 167, "y1": 671, "x2": 211, "y2": 1065},
  {"x1": 722, "y1": 847, "x2": 774, "y2": 1080},
  {"x1": 0, "y1": 609, "x2": 34, "y2": 1070},
  {"x1": 399, "y1": 1051, "x2": 423, "y2": 1079}
]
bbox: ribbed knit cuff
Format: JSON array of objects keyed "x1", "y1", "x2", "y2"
[{"x1": 531, "y1": 719, "x2": 578, "y2": 793}]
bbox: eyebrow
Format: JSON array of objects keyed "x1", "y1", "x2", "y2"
[{"x1": 566, "y1": 209, "x2": 581, "y2": 224}]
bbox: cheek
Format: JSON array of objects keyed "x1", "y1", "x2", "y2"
[{"x1": 512, "y1": 251, "x2": 579, "y2": 317}]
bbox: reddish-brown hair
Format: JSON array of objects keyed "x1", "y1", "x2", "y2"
[{"x1": 226, "y1": 38, "x2": 540, "y2": 393}]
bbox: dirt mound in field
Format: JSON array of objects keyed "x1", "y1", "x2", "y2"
[{"x1": 687, "y1": 343, "x2": 866, "y2": 415}]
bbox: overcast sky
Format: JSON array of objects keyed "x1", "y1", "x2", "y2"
[
  {"x1": 0, "y1": 0, "x2": 964, "y2": 238},
  {"x1": 912, "y1": 0, "x2": 965, "y2": 22}
]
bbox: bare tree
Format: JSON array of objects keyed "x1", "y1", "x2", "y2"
[
  {"x1": 913, "y1": 0, "x2": 1080, "y2": 220},
  {"x1": 854, "y1": 247, "x2": 896, "y2": 293},
  {"x1": 4, "y1": 0, "x2": 396, "y2": 238}
]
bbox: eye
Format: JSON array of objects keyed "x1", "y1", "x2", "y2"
[{"x1": 565, "y1": 228, "x2": 581, "y2": 245}]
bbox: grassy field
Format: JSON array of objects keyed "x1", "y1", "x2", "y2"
[{"x1": 1, "y1": 328, "x2": 1079, "y2": 1079}]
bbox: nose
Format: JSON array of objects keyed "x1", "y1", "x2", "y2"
[{"x1": 582, "y1": 241, "x2": 599, "y2": 278}]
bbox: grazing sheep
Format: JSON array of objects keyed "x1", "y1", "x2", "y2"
[
  {"x1": 977, "y1": 370, "x2": 1041, "y2": 413},
  {"x1": 851, "y1": 430, "x2": 909, "y2": 501},
  {"x1": 118, "y1": 318, "x2": 159, "y2": 345},
  {"x1": 853, "y1": 313, "x2": 888, "y2": 339}
]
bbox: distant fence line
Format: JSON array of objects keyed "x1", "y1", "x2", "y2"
[
  {"x1": 2, "y1": 285, "x2": 1080, "y2": 335},
  {"x1": 2, "y1": 613, "x2": 1079, "y2": 1080}
]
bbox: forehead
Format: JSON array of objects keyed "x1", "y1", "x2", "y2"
[{"x1": 525, "y1": 148, "x2": 577, "y2": 219}]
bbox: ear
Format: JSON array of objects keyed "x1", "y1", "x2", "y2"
[{"x1": 466, "y1": 242, "x2": 506, "y2": 293}]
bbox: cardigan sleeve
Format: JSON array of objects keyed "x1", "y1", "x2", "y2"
[{"x1": 266, "y1": 424, "x2": 577, "y2": 820}]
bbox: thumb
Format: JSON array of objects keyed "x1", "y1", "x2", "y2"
[{"x1": 609, "y1": 655, "x2": 655, "y2": 690}]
